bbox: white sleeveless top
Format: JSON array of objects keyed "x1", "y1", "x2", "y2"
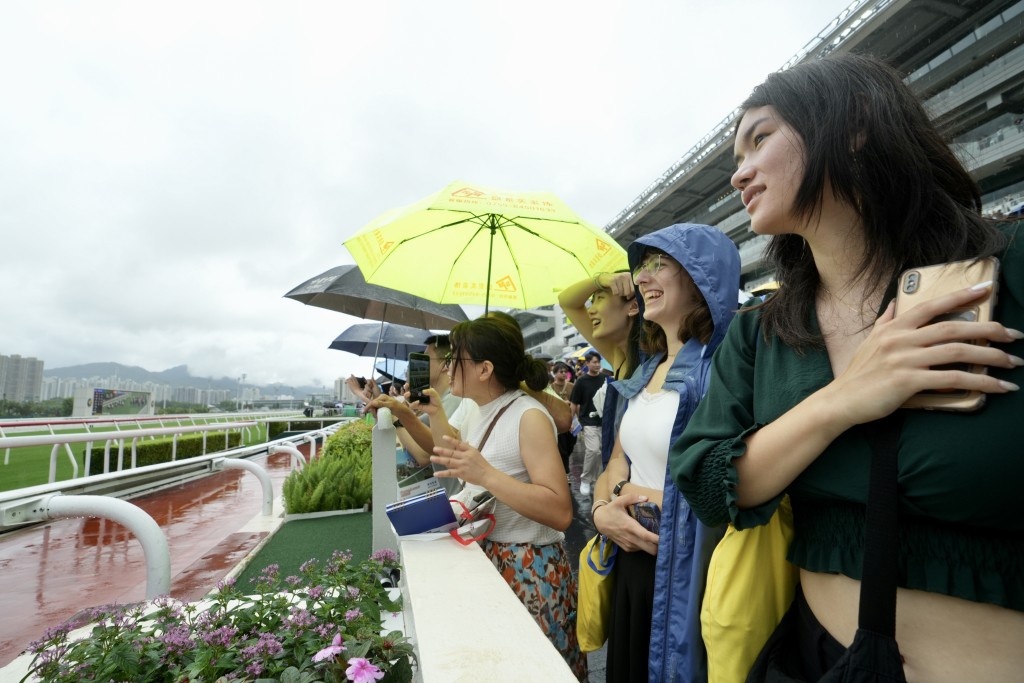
[
  {"x1": 618, "y1": 388, "x2": 680, "y2": 490},
  {"x1": 465, "y1": 390, "x2": 564, "y2": 545}
]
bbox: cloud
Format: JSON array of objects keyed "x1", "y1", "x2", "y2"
[{"x1": 0, "y1": 0, "x2": 852, "y2": 387}]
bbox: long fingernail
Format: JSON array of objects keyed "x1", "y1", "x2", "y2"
[
  {"x1": 1010, "y1": 355, "x2": 1024, "y2": 367},
  {"x1": 1007, "y1": 328, "x2": 1024, "y2": 340},
  {"x1": 970, "y1": 280, "x2": 994, "y2": 291},
  {"x1": 998, "y1": 380, "x2": 1020, "y2": 391}
]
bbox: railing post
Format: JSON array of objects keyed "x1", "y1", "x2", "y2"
[
  {"x1": 371, "y1": 409, "x2": 399, "y2": 553},
  {"x1": 42, "y1": 493, "x2": 171, "y2": 599},
  {"x1": 219, "y1": 459, "x2": 274, "y2": 516}
]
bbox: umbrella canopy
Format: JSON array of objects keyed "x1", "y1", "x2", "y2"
[
  {"x1": 374, "y1": 358, "x2": 408, "y2": 381},
  {"x1": 329, "y1": 322, "x2": 429, "y2": 359},
  {"x1": 284, "y1": 264, "x2": 468, "y2": 330},
  {"x1": 343, "y1": 180, "x2": 629, "y2": 311}
]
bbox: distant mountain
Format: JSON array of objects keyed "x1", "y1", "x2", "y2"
[{"x1": 44, "y1": 362, "x2": 321, "y2": 396}]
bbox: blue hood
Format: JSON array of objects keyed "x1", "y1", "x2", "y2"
[{"x1": 627, "y1": 223, "x2": 740, "y2": 353}]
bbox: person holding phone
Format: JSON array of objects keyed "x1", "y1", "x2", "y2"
[
  {"x1": 589, "y1": 222, "x2": 740, "y2": 682},
  {"x1": 423, "y1": 315, "x2": 586, "y2": 680},
  {"x1": 369, "y1": 335, "x2": 479, "y2": 495},
  {"x1": 673, "y1": 53, "x2": 1024, "y2": 681}
]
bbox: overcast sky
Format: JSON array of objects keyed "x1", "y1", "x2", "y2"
[{"x1": 0, "y1": 0, "x2": 854, "y2": 392}]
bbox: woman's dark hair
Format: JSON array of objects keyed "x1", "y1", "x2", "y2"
[
  {"x1": 740, "y1": 52, "x2": 1006, "y2": 348},
  {"x1": 636, "y1": 249, "x2": 715, "y2": 354},
  {"x1": 449, "y1": 316, "x2": 548, "y2": 391}
]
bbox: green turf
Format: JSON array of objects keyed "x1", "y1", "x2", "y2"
[
  {"x1": 0, "y1": 422, "x2": 269, "y2": 492},
  {"x1": 233, "y1": 512, "x2": 373, "y2": 588}
]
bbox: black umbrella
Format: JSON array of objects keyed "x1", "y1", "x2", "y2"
[
  {"x1": 329, "y1": 322, "x2": 429, "y2": 360},
  {"x1": 285, "y1": 264, "x2": 468, "y2": 330}
]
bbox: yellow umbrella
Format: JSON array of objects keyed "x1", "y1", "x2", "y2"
[{"x1": 344, "y1": 180, "x2": 628, "y2": 311}]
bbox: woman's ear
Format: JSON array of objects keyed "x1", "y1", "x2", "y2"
[
  {"x1": 478, "y1": 359, "x2": 495, "y2": 383},
  {"x1": 627, "y1": 297, "x2": 640, "y2": 317}
]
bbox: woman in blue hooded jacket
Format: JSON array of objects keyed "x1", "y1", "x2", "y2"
[{"x1": 589, "y1": 223, "x2": 740, "y2": 683}]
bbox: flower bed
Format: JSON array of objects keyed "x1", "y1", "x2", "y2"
[{"x1": 21, "y1": 549, "x2": 413, "y2": 683}]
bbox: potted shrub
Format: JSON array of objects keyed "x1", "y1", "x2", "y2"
[{"x1": 283, "y1": 421, "x2": 373, "y2": 515}]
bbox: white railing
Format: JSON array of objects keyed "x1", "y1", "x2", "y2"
[
  {"x1": 0, "y1": 423, "x2": 343, "y2": 600},
  {"x1": 368, "y1": 413, "x2": 576, "y2": 681}
]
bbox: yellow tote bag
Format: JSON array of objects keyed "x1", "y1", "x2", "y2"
[
  {"x1": 702, "y1": 495, "x2": 799, "y2": 683},
  {"x1": 577, "y1": 534, "x2": 617, "y2": 652}
]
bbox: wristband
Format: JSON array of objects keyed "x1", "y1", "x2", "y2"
[
  {"x1": 591, "y1": 499, "x2": 610, "y2": 516},
  {"x1": 592, "y1": 271, "x2": 608, "y2": 291},
  {"x1": 612, "y1": 480, "x2": 629, "y2": 497},
  {"x1": 393, "y1": 420, "x2": 403, "y2": 429}
]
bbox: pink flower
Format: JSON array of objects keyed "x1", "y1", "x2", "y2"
[
  {"x1": 346, "y1": 656, "x2": 384, "y2": 682},
  {"x1": 312, "y1": 633, "x2": 346, "y2": 663}
]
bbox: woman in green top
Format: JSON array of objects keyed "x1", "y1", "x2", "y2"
[{"x1": 672, "y1": 53, "x2": 1024, "y2": 681}]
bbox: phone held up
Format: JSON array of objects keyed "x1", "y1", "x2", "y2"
[
  {"x1": 407, "y1": 351, "x2": 431, "y2": 405},
  {"x1": 894, "y1": 256, "x2": 1000, "y2": 412}
]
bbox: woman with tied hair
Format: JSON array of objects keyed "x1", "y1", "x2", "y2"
[
  {"x1": 420, "y1": 315, "x2": 586, "y2": 680},
  {"x1": 673, "y1": 53, "x2": 1024, "y2": 681}
]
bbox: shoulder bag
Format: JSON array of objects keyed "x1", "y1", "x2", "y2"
[{"x1": 746, "y1": 413, "x2": 906, "y2": 682}]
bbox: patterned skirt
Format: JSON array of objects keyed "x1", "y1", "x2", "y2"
[{"x1": 481, "y1": 538, "x2": 589, "y2": 681}]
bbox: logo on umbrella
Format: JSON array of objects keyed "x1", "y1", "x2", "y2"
[
  {"x1": 452, "y1": 186, "x2": 485, "y2": 198},
  {"x1": 495, "y1": 275, "x2": 517, "y2": 292},
  {"x1": 588, "y1": 238, "x2": 614, "y2": 268}
]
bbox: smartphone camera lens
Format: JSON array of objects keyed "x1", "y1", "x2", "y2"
[{"x1": 903, "y1": 271, "x2": 920, "y2": 294}]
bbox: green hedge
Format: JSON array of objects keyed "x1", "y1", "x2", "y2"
[
  {"x1": 282, "y1": 420, "x2": 373, "y2": 514},
  {"x1": 268, "y1": 420, "x2": 332, "y2": 440},
  {"x1": 84, "y1": 431, "x2": 242, "y2": 476}
]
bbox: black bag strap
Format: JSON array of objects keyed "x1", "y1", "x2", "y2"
[
  {"x1": 857, "y1": 411, "x2": 904, "y2": 637},
  {"x1": 476, "y1": 394, "x2": 521, "y2": 451}
]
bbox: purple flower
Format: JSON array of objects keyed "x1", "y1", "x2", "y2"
[
  {"x1": 312, "y1": 632, "x2": 346, "y2": 663},
  {"x1": 344, "y1": 608, "x2": 362, "y2": 622},
  {"x1": 308, "y1": 585, "x2": 325, "y2": 600},
  {"x1": 285, "y1": 574, "x2": 302, "y2": 587},
  {"x1": 346, "y1": 657, "x2": 385, "y2": 682},
  {"x1": 369, "y1": 548, "x2": 398, "y2": 564}
]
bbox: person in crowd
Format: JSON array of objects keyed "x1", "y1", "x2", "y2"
[
  {"x1": 548, "y1": 361, "x2": 576, "y2": 473},
  {"x1": 569, "y1": 351, "x2": 606, "y2": 496},
  {"x1": 481, "y1": 311, "x2": 573, "y2": 434},
  {"x1": 369, "y1": 335, "x2": 474, "y2": 495},
  {"x1": 560, "y1": 270, "x2": 642, "y2": 469},
  {"x1": 421, "y1": 316, "x2": 587, "y2": 680},
  {"x1": 589, "y1": 223, "x2": 739, "y2": 682},
  {"x1": 673, "y1": 53, "x2": 1024, "y2": 681},
  {"x1": 559, "y1": 271, "x2": 640, "y2": 380}
]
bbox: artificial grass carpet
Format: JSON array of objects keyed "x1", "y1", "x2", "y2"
[{"x1": 233, "y1": 511, "x2": 373, "y2": 587}]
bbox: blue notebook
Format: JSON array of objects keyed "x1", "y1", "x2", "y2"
[{"x1": 385, "y1": 487, "x2": 458, "y2": 535}]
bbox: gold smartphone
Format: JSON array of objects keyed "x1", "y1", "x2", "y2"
[{"x1": 894, "y1": 257, "x2": 1000, "y2": 411}]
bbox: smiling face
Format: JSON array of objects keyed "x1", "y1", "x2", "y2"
[
  {"x1": 633, "y1": 250, "x2": 699, "y2": 332},
  {"x1": 586, "y1": 290, "x2": 636, "y2": 346},
  {"x1": 731, "y1": 105, "x2": 808, "y2": 236}
]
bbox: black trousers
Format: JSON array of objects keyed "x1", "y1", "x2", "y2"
[{"x1": 605, "y1": 548, "x2": 657, "y2": 683}]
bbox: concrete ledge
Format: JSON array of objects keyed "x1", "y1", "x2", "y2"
[{"x1": 399, "y1": 538, "x2": 576, "y2": 683}]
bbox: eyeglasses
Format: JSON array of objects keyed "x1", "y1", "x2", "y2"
[
  {"x1": 631, "y1": 253, "x2": 668, "y2": 283},
  {"x1": 442, "y1": 353, "x2": 486, "y2": 369}
]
